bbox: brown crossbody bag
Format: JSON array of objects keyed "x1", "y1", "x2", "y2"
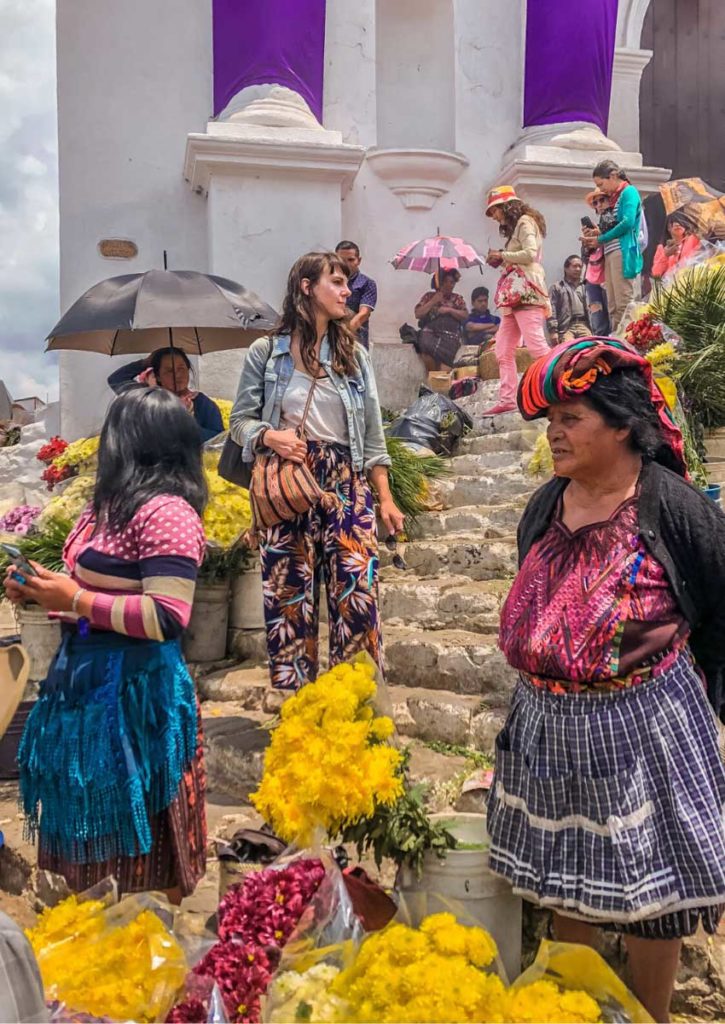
[{"x1": 249, "y1": 377, "x2": 336, "y2": 536}]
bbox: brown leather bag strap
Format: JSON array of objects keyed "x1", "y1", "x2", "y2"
[{"x1": 297, "y1": 377, "x2": 319, "y2": 437}]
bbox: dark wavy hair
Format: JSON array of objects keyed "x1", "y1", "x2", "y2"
[
  {"x1": 147, "y1": 346, "x2": 192, "y2": 376},
  {"x1": 583, "y1": 367, "x2": 685, "y2": 476},
  {"x1": 276, "y1": 251, "x2": 358, "y2": 378},
  {"x1": 497, "y1": 199, "x2": 547, "y2": 241},
  {"x1": 93, "y1": 387, "x2": 207, "y2": 533},
  {"x1": 592, "y1": 159, "x2": 631, "y2": 183},
  {"x1": 663, "y1": 210, "x2": 698, "y2": 243}
]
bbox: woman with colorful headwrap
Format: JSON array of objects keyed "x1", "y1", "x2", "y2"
[{"x1": 487, "y1": 338, "x2": 725, "y2": 1022}]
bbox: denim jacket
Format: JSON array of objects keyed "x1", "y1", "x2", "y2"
[{"x1": 229, "y1": 334, "x2": 392, "y2": 473}]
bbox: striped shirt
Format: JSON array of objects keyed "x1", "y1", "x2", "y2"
[{"x1": 59, "y1": 495, "x2": 205, "y2": 641}]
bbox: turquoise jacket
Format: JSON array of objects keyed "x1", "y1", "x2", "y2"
[
  {"x1": 598, "y1": 184, "x2": 643, "y2": 280},
  {"x1": 229, "y1": 334, "x2": 391, "y2": 473}
]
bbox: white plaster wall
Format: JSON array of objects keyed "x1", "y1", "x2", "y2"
[
  {"x1": 324, "y1": 0, "x2": 377, "y2": 149},
  {"x1": 198, "y1": 171, "x2": 348, "y2": 397},
  {"x1": 334, "y1": 0, "x2": 525, "y2": 348},
  {"x1": 57, "y1": 0, "x2": 212, "y2": 439}
]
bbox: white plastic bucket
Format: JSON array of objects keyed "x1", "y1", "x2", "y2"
[
  {"x1": 17, "y1": 606, "x2": 61, "y2": 682},
  {"x1": 229, "y1": 566, "x2": 265, "y2": 630},
  {"x1": 183, "y1": 581, "x2": 231, "y2": 662},
  {"x1": 396, "y1": 812, "x2": 522, "y2": 981}
]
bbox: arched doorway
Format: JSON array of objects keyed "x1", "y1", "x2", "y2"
[{"x1": 640, "y1": 0, "x2": 725, "y2": 190}]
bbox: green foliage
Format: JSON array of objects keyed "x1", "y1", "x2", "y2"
[
  {"x1": 424, "y1": 740, "x2": 494, "y2": 770},
  {"x1": 648, "y1": 265, "x2": 725, "y2": 428},
  {"x1": 2, "y1": 516, "x2": 74, "y2": 574},
  {"x1": 385, "y1": 435, "x2": 448, "y2": 528},
  {"x1": 199, "y1": 541, "x2": 250, "y2": 583},
  {"x1": 341, "y1": 783, "x2": 458, "y2": 876}
]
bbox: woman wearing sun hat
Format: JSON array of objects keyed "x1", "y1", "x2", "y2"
[
  {"x1": 483, "y1": 185, "x2": 551, "y2": 415},
  {"x1": 487, "y1": 337, "x2": 725, "y2": 1021}
]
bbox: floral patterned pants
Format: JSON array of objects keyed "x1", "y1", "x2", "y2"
[{"x1": 259, "y1": 442, "x2": 384, "y2": 690}]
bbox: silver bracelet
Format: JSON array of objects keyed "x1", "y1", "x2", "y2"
[{"x1": 71, "y1": 588, "x2": 85, "y2": 614}]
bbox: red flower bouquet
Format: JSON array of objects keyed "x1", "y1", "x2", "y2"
[
  {"x1": 37, "y1": 436, "x2": 69, "y2": 465},
  {"x1": 218, "y1": 859, "x2": 326, "y2": 948},
  {"x1": 625, "y1": 313, "x2": 664, "y2": 354}
]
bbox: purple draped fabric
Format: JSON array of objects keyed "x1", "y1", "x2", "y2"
[
  {"x1": 212, "y1": 0, "x2": 326, "y2": 120},
  {"x1": 523, "y1": 0, "x2": 618, "y2": 132}
]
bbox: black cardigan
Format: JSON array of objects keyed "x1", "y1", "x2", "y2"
[{"x1": 517, "y1": 461, "x2": 725, "y2": 714}]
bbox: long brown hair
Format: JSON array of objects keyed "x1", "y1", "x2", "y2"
[
  {"x1": 497, "y1": 199, "x2": 547, "y2": 241},
  {"x1": 276, "y1": 251, "x2": 358, "y2": 377}
]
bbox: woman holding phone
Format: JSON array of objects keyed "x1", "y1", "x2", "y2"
[{"x1": 4, "y1": 387, "x2": 208, "y2": 901}]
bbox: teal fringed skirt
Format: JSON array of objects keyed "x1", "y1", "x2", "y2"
[{"x1": 18, "y1": 627, "x2": 202, "y2": 877}]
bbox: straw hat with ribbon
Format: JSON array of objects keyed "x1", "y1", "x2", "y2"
[{"x1": 485, "y1": 185, "x2": 519, "y2": 216}]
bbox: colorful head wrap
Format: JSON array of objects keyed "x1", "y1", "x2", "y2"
[{"x1": 517, "y1": 337, "x2": 686, "y2": 473}]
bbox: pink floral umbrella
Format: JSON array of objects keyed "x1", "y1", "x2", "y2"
[{"x1": 391, "y1": 233, "x2": 485, "y2": 273}]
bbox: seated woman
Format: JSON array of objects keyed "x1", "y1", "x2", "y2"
[
  {"x1": 651, "y1": 212, "x2": 701, "y2": 280},
  {"x1": 108, "y1": 347, "x2": 224, "y2": 442},
  {"x1": 489, "y1": 338, "x2": 725, "y2": 1022},
  {"x1": 414, "y1": 269, "x2": 469, "y2": 371}
]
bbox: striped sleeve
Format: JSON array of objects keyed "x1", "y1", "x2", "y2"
[{"x1": 88, "y1": 498, "x2": 206, "y2": 640}]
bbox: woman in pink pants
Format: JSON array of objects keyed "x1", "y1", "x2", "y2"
[{"x1": 484, "y1": 186, "x2": 551, "y2": 415}]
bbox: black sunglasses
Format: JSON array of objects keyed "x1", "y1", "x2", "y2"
[{"x1": 384, "y1": 534, "x2": 407, "y2": 571}]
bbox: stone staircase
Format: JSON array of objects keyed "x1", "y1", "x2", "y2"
[{"x1": 198, "y1": 409, "x2": 545, "y2": 800}]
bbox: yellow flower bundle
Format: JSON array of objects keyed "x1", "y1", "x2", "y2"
[
  {"x1": 328, "y1": 915, "x2": 602, "y2": 1024},
  {"x1": 212, "y1": 397, "x2": 232, "y2": 430},
  {"x1": 41, "y1": 473, "x2": 96, "y2": 524},
  {"x1": 27, "y1": 894, "x2": 187, "y2": 1022},
  {"x1": 203, "y1": 450, "x2": 251, "y2": 547},
  {"x1": 331, "y1": 914, "x2": 506, "y2": 1023},
  {"x1": 52, "y1": 435, "x2": 100, "y2": 471},
  {"x1": 251, "y1": 658, "x2": 404, "y2": 845}
]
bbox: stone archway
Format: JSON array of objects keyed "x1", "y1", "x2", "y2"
[{"x1": 607, "y1": 0, "x2": 653, "y2": 154}]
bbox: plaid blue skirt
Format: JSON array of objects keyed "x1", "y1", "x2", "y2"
[{"x1": 487, "y1": 652, "x2": 725, "y2": 936}]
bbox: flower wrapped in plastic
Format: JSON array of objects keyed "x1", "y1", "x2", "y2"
[
  {"x1": 26, "y1": 886, "x2": 187, "y2": 1023},
  {"x1": 509, "y1": 941, "x2": 653, "y2": 1024},
  {"x1": 0, "y1": 504, "x2": 42, "y2": 535},
  {"x1": 211, "y1": 398, "x2": 232, "y2": 431},
  {"x1": 251, "y1": 654, "x2": 403, "y2": 846},
  {"x1": 329, "y1": 912, "x2": 507, "y2": 1023}
]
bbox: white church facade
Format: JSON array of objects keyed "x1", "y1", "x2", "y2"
[{"x1": 55, "y1": 0, "x2": 666, "y2": 438}]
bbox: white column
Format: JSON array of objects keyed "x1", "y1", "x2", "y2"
[
  {"x1": 608, "y1": 47, "x2": 653, "y2": 154},
  {"x1": 183, "y1": 94, "x2": 364, "y2": 400}
]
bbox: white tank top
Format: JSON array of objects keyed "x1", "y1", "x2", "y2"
[{"x1": 280, "y1": 370, "x2": 349, "y2": 446}]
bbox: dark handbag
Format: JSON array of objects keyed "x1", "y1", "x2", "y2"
[
  {"x1": 217, "y1": 336, "x2": 275, "y2": 489},
  {"x1": 218, "y1": 433, "x2": 252, "y2": 489}
]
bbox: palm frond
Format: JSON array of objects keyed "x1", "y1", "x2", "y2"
[{"x1": 385, "y1": 435, "x2": 448, "y2": 527}]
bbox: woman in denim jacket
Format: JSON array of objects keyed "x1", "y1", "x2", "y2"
[{"x1": 230, "y1": 251, "x2": 403, "y2": 690}]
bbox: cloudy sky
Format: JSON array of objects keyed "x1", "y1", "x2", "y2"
[{"x1": 0, "y1": 0, "x2": 59, "y2": 402}]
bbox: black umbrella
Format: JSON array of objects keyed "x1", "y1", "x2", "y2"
[{"x1": 45, "y1": 269, "x2": 279, "y2": 356}]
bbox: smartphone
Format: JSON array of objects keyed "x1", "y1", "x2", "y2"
[
  {"x1": 1, "y1": 544, "x2": 38, "y2": 583},
  {"x1": 581, "y1": 216, "x2": 595, "y2": 230}
]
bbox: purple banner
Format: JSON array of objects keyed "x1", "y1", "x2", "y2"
[
  {"x1": 523, "y1": 0, "x2": 618, "y2": 132},
  {"x1": 212, "y1": 0, "x2": 326, "y2": 120}
]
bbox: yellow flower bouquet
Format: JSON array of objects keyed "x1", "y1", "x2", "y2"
[
  {"x1": 26, "y1": 889, "x2": 188, "y2": 1022},
  {"x1": 251, "y1": 655, "x2": 404, "y2": 846}
]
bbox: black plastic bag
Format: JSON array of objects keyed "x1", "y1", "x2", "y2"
[{"x1": 388, "y1": 385, "x2": 472, "y2": 455}]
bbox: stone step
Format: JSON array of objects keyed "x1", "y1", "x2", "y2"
[
  {"x1": 705, "y1": 459, "x2": 725, "y2": 485},
  {"x1": 380, "y1": 574, "x2": 509, "y2": 634},
  {"x1": 448, "y1": 454, "x2": 527, "y2": 478},
  {"x1": 381, "y1": 533, "x2": 517, "y2": 580},
  {"x1": 436, "y1": 473, "x2": 534, "y2": 509},
  {"x1": 459, "y1": 431, "x2": 528, "y2": 455},
  {"x1": 385, "y1": 624, "x2": 516, "y2": 700},
  {"x1": 467, "y1": 409, "x2": 525, "y2": 437},
  {"x1": 415, "y1": 502, "x2": 525, "y2": 538},
  {"x1": 449, "y1": 450, "x2": 526, "y2": 472},
  {"x1": 391, "y1": 685, "x2": 508, "y2": 752},
  {"x1": 202, "y1": 701, "x2": 270, "y2": 803},
  {"x1": 706, "y1": 439, "x2": 725, "y2": 460}
]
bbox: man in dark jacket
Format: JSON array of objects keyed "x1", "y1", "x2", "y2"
[{"x1": 547, "y1": 255, "x2": 590, "y2": 343}]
